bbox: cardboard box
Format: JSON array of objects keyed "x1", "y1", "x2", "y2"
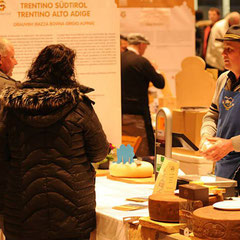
[
  {"x1": 158, "y1": 96, "x2": 177, "y2": 111},
  {"x1": 172, "y1": 150, "x2": 213, "y2": 175},
  {"x1": 172, "y1": 108, "x2": 208, "y2": 148}
]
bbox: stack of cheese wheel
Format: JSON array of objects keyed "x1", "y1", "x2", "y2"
[
  {"x1": 148, "y1": 193, "x2": 187, "y2": 222},
  {"x1": 193, "y1": 205, "x2": 240, "y2": 239}
]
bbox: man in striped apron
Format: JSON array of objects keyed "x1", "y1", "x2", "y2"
[{"x1": 200, "y1": 24, "x2": 240, "y2": 193}]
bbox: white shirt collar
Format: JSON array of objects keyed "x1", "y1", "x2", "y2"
[{"x1": 127, "y1": 46, "x2": 139, "y2": 55}]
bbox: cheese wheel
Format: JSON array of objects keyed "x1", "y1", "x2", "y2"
[
  {"x1": 109, "y1": 161, "x2": 153, "y2": 178},
  {"x1": 148, "y1": 194, "x2": 187, "y2": 222},
  {"x1": 193, "y1": 205, "x2": 240, "y2": 240}
]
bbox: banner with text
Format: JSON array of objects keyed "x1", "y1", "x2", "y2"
[
  {"x1": 118, "y1": 0, "x2": 195, "y2": 96},
  {"x1": 0, "y1": 0, "x2": 121, "y2": 146}
]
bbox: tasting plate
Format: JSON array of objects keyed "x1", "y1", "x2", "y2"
[{"x1": 213, "y1": 200, "x2": 240, "y2": 210}]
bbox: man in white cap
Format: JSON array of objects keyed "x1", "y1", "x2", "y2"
[
  {"x1": 121, "y1": 33, "x2": 165, "y2": 157},
  {"x1": 200, "y1": 24, "x2": 240, "y2": 191},
  {"x1": 0, "y1": 37, "x2": 18, "y2": 90}
]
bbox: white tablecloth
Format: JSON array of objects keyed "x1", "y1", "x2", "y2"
[{"x1": 93, "y1": 176, "x2": 154, "y2": 240}]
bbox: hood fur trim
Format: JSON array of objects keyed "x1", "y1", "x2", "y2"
[{"x1": 0, "y1": 86, "x2": 83, "y2": 111}]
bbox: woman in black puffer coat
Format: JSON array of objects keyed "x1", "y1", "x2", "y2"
[{"x1": 0, "y1": 44, "x2": 109, "y2": 240}]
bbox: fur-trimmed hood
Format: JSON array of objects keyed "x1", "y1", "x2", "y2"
[{"x1": 0, "y1": 81, "x2": 94, "y2": 127}]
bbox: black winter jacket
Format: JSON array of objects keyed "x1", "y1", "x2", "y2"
[{"x1": 0, "y1": 81, "x2": 109, "y2": 240}]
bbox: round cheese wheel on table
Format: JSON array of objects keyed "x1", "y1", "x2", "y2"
[
  {"x1": 193, "y1": 205, "x2": 240, "y2": 240},
  {"x1": 148, "y1": 193, "x2": 187, "y2": 222},
  {"x1": 109, "y1": 161, "x2": 153, "y2": 178}
]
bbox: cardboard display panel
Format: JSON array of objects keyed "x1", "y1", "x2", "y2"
[
  {"x1": 175, "y1": 56, "x2": 216, "y2": 108},
  {"x1": 172, "y1": 109, "x2": 208, "y2": 148}
]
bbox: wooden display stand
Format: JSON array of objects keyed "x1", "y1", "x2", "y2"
[
  {"x1": 173, "y1": 56, "x2": 216, "y2": 147},
  {"x1": 126, "y1": 217, "x2": 200, "y2": 240},
  {"x1": 175, "y1": 56, "x2": 216, "y2": 109},
  {"x1": 139, "y1": 217, "x2": 185, "y2": 233},
  {"x1": 169, "y1": 56, "x2": 216, "y2": 175}
]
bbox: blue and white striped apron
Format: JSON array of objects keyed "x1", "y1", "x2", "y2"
[{"x1": 215, "y1": 85, "x2": 240, "y2": 180}]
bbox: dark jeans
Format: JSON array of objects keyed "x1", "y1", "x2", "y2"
[{"x1": 122, "y1": 114, "x2": 150, "y2": 157}]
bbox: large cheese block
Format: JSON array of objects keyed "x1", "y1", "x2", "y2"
[
  {"x1": 109, "y1": 161, "x2": 153, "y2": 178},
  {"x1": 193, "y1": 205, "x2": 240, "y2": 240},
  {"x1": 148, "y1": 194, "x2": 187, "y2": 223}
]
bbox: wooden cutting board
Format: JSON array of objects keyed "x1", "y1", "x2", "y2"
[
  {"x1": 96, "y1": 169, "x2": 109, "y2": 177},
  {"x1": 107, "y1": 174, "x2": 155, "y2": 184},
  {"x1": 168, "y1": 233, "x2": 199, "y2": 239},
  {"x1": 139, "y1": 216, "x2": 185, "y2": 234}
]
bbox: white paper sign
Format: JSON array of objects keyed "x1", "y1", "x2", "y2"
[{"x1": 153, "y1": 157, "x2": 179, "y2": 194}]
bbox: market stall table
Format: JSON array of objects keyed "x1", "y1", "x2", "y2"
[
  {"x1": 91, "y1": 176, "x2": 152, "y2": 240},
  {"x1": 90, "y1": 175, "x2": 193, "y2": 240}
]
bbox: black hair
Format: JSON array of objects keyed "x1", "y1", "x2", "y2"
[{"x1": 27, "y1": 44, "x2": 76, "y2": 87}]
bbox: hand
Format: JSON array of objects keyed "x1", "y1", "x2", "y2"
[
  {"x1": 199, "y1": 134, "x2": 215, "y2": 152},
  {"x1": 199, "y1": 134, "x2": 211, "y2": 152},
  {"x1": 200, "y1": 137, "x2": 234, "y2": 162}
]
